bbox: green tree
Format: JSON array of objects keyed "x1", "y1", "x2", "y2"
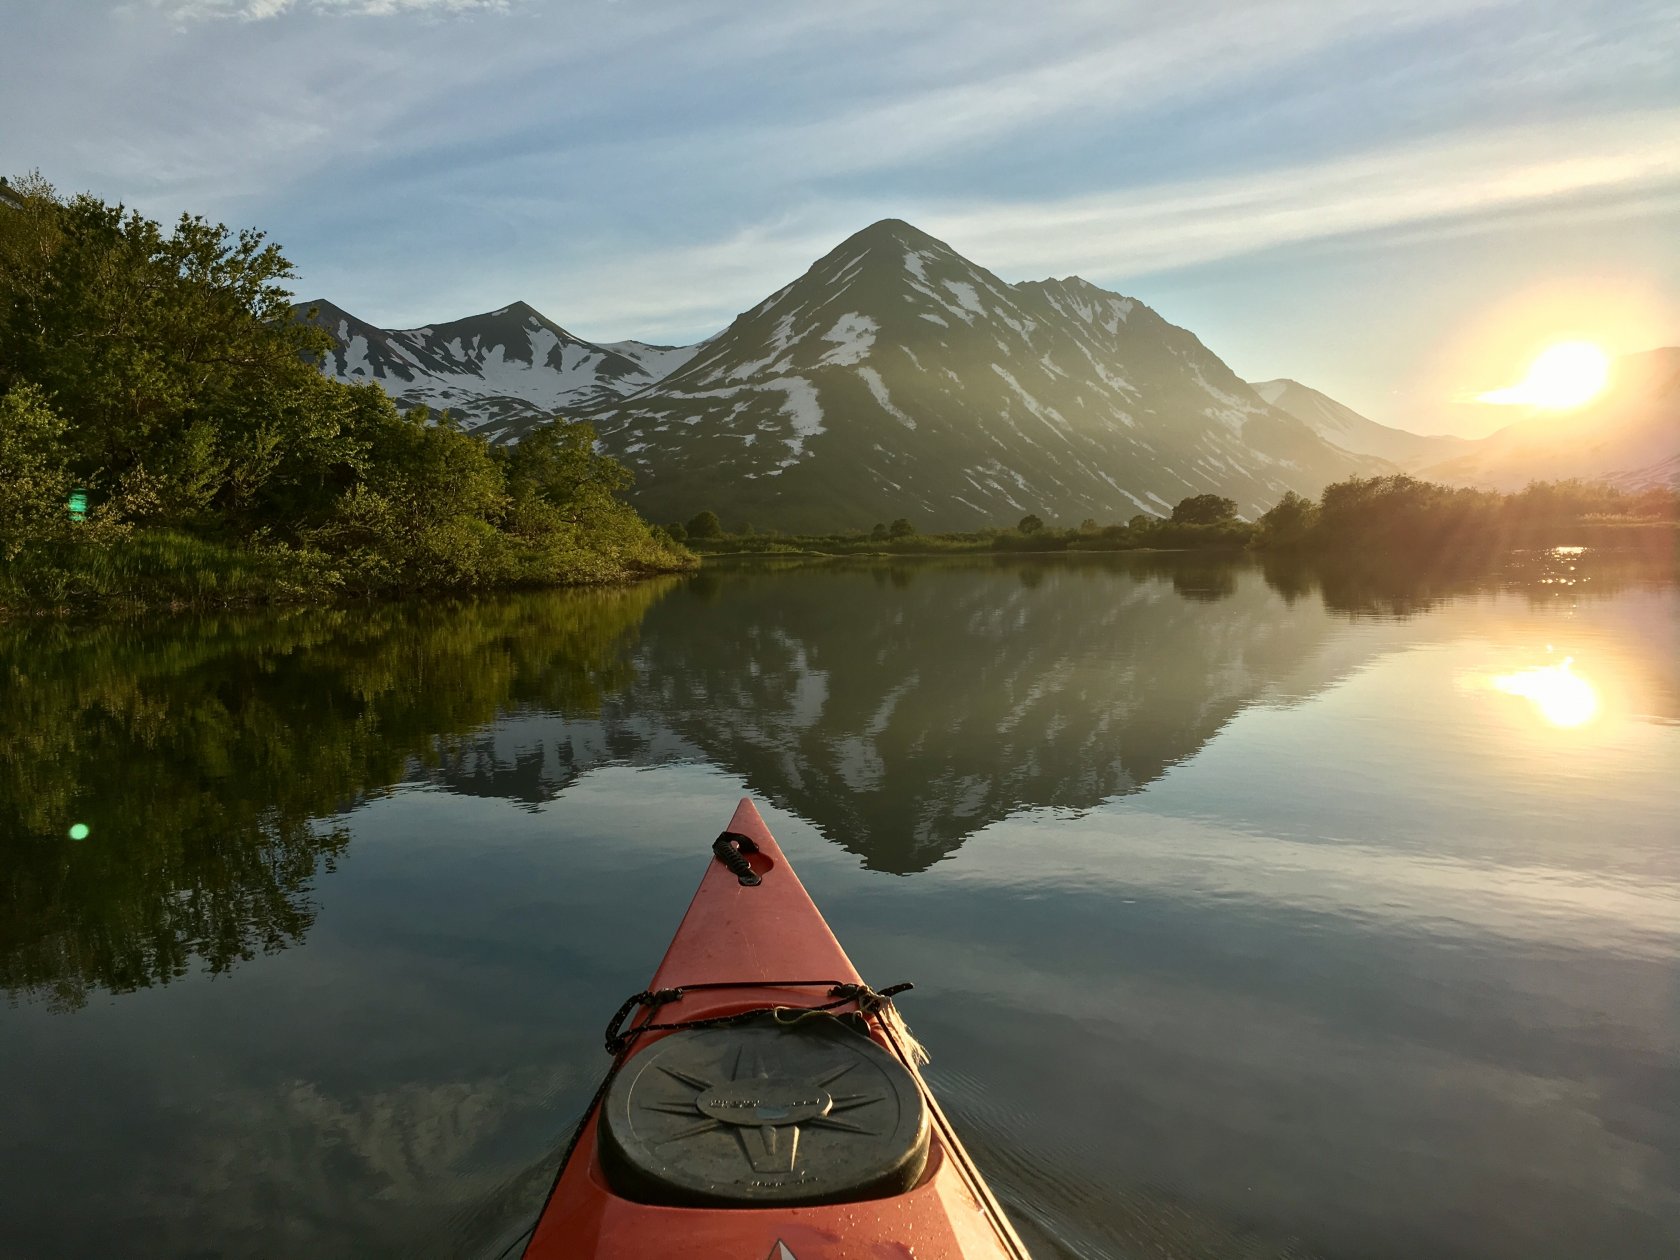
[
  {"x1": 1171, "y1": 494, "x2": 1239, "y2": 525},
  {"x1": 1018, "y1": 513, "x2": 1044, "y2": 535},
  {"x1": 0, "y1": 177, "x2": 690, "y2": 609},
  {"x1": 870, "y1": 522, "x2": 889, "y2": 541},
  {"x1": 310, "y1": 401, "x2": 513, "y2": 592},
  {"x1": 663, "y1": 521, "x2": 687, "y2": 543},
  {"x1": 0, "y1": 384, "x2": 77, "y2": 560},
  {"x1": 1255, "y1": 490, "x2": 1318, "y2": 549},
  {"x1": 0, "y1": 187, "x2": 333, "y2": 528},
  {"x1": 686, "y1": 509, "x2": 723, "y2": 539},
  {"x1": 888, "y1": 517, "x2": 915, "y2": 539},
  {"x1": 505, "y1": 418, "x2": 628, "y2": 503}
]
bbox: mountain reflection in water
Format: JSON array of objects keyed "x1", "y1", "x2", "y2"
[
  {"x1": 2, "y1": 549, "x2": 1670, "y2": 1006},
  {"x1": 1, "y1": 548, "x2": 1674, "y2": 1260}
]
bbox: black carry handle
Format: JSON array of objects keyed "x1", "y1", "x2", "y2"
[{"x1": 712, "y1": 830, "x2": 762, "y2": 885}]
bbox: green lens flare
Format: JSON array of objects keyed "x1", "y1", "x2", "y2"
[{"x1": 68, "y1": 823, "x2": 90, "y2": 841}]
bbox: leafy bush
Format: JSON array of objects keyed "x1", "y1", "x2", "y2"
[
  {"x1": 1170, "y1": 494, "x2": 1238, "y2": 525},
  {"x1": 1251, "y1": 475, "x2": 1678, "y2": 557},
  {"x1": 0, "y1": 175, "x2": 691, "y2": 613},
  {"x1": 686, "y1": 509, "x2": 723, "y2": 539}
]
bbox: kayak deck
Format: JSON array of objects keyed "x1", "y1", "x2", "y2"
[{"x1": 523, "y1": 798, "x2": 1030, "y2": 1259}]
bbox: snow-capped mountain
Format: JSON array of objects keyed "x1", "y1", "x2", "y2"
[
  {"x1": 1251, "y1": 378, "x2": 1467, "y2": 468},
  {"x1": 1415, "y1": 348, "x2": 1680, "y2": 491},
  {"x1": 297, "y1": 298, "x2": 700, "y2": 438},
  {"x1": 299, "y1": 219, "x2": 1393, "y2": 529},
  {"x1": 584, "y1": 219, "x2": 1384, "y2": 531}
]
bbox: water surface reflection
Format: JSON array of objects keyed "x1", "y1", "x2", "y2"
[{"x1": 0, "y1": 549, "x2": 1674, "y2": 1259}]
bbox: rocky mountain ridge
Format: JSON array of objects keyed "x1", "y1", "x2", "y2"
[
  {"x1": 581, "y1": 219, "x2": 1383, "y2": 529},
  {"x1": 298, "y1": 297, "x2": 699, "y2": 438},
  {"x1": 320, "y1": 218, "x2": 1680, "y2": 530}
]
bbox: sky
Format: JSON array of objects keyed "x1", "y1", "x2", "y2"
[{"x1": 3, "y1": 0, "x2": 1677, "y2": 437}]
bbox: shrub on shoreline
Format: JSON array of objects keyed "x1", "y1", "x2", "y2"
[{"x1": 0, "y1": 174, "x2": 690, "y2": 615}]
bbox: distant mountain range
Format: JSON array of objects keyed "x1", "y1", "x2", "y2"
[
  {"x1": 1248, "y1": 379, "x2": 1470, "y2": 468},
  {"x1": 301, "y1": 220, "x2": 1678, "y2": 530},
  {"x1": 1255, "y1": 350, "x2": 1679, "y2": 492},
  {"x1": 1414, "y1": 348, "x2": 1678, "y2": 491},
  {"x1": 297, "y1": 298, "x2": 701, "y2": 438}
]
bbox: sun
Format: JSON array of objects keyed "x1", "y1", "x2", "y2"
[{"x1": 1477, "y1": 341, "x2": 1611, "y2": 410}]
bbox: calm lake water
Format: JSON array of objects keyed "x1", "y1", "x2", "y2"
[{"x1": 2, "y1": 549, "x2": 1676, "y2": 1259}]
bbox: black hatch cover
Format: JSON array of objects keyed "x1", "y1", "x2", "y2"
[{"x1": 598, "y1": 1012, "x2": 929, "y2": 1207}]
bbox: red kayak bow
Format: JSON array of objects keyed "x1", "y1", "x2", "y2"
[{"x1": 523, "y1": 798, "x2": 1031, "y2": 1259}]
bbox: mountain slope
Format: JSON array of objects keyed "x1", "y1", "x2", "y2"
[
  {"x1": 1417, "y1": 348, "x2": 1680, "y2": 491},
  {"x1": 298, "y1": 299, "x2": 699, "y2": 438},
  {"x1": 1251, "y1": 378, "x2": 1467, "y2": 467},
  {"x1": 583, "y1": 219, "x2": 1383, "y2": 531}
]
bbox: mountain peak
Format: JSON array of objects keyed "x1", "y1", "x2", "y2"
[
  {"x1": 852, "y1": 216, "x2": 925, "y2": 240},
  {"x1": 1251, "y1": 377, "x2": 1304, "y2": 396},
  {"x1": 830, "y1": 217, "x2": 958, "y2": 261},
  {"x1": 1044, "y1": 274, "x2": 1103, "y2": 289}
]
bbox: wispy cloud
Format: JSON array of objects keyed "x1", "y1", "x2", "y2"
[
  {"x1": 919, "y1": 109, "x2": 1680, "y2": 283},
  {"x1": 11, "y1": 0, "x2": 1673, "y2": 399},
  {"x1": 522, "y1": 109, "x2": 1680, "y2": 343},
  {"x1": 141, "y1": 0, "x2": 511, "y2": 20},
  {"x1": 682, "y1": 0, "x2": 1512, "y2": 181}
]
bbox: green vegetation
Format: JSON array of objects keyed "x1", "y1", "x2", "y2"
[
  {"x1": 1253, "y1": 475, "x2": 1679, "y2": 556},
  {"x1": 1, "y1": 583, "x2": 671, "y2": 1009},
  {"x1": 1170, "y1": 494, "x2": 1239, "y2": 525},
  {"x1": 679, "y1": 496, "x2": 1258, "y2": 557},
  {"x1": 685, "y1": 509, "x2": 723, "y2": 540},
  {"x1": 0, "y1": 173, "x2": 689, "y2": 614},
  {"x1": 678, "y1": 476, "x2": 1676, "y2": 563}
]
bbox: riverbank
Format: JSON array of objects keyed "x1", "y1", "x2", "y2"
[
  {"x1": 684, "y1": 519, "x2": 1254, "y2": 558},
  {"x1": 0, "y1": 526, "x2": 695, "y2": 620},
  {"x1": 681, "y1": 514, "x2": 1675, "y2": 564}
]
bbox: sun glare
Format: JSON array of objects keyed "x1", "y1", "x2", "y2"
[
  {"x1": 1477, "y1": 341, "x2": 1611, "y2": 409},
  {"x1": 1492, "y1": 657, "x2": 1600, "y2": 728}
]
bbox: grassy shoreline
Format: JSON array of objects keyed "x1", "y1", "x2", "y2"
[
  {"x1": 681, "y1": 516, "x2": 1676, "y2": 562},
  {"x1": 0, "y1": 527, "x2": 697, "y2": 621}
]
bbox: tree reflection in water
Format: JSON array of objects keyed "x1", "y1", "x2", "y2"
[
  {"x1": 4, "y1": 546, "x2": 1666, "y2": 1007},
  {"x1": 0, "y1": 583, "x2": 672, "y2": 1009}
]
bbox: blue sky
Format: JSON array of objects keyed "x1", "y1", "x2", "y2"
[{"x1": 4, "y1": 0, "x2": 1677, "y2": 435}]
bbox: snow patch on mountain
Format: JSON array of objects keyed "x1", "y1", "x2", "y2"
[
  {"x1": 767, "y1": 376, "x2": 824, "y2": 464},
  {"x1": 599, "y1": 340, "x2": 703, "y2": 380},
  {"x1": 820, "y1": 313, "x2": 877, "y2": 366},
  {"x1": 858, "y1": 366, "x2": 915, "y2": 430},
  {"x1": 941, "y1": 279, "x2": 986, "y2": 323},
  {"x1": 299, "y1": 298, "x2": 701, "y2": 440},
  {"x1": 341, "y1": 332, "x2": 376, "y2": 377}
]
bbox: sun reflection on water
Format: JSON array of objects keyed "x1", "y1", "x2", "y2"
[{"x1": 1491, "y1": 657, "x2": 1600, "y2": 728}]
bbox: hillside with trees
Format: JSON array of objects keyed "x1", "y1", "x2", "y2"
[
  {"x1": 0, "y1": 174, "x2": 689, "y2": 614},
  {"x1": 1252, "y1": 474, "x2": 1677, "y2": 557}
]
